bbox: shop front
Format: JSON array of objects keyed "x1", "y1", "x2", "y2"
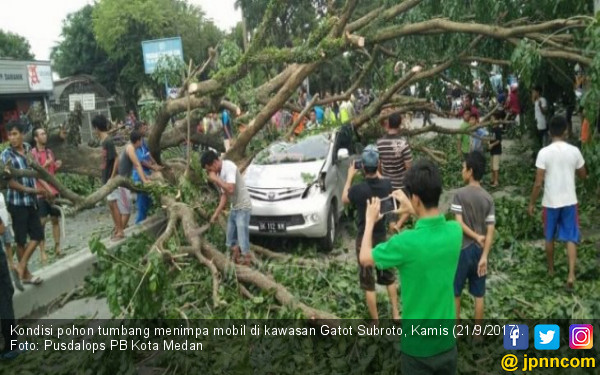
[{"x1": 0, "y1": 59, "x2": 53, "y2": 141}]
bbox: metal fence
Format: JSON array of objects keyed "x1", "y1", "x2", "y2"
[{"x1": 48, "y1": 98, "x2": 113, "y2": 144}]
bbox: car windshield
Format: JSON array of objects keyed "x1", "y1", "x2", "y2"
[{"x1": 254, "y1": 134, "x2": 330, "y2": 165}]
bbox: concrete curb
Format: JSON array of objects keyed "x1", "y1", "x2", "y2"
[{"x1": 14, "y1": 215, "x2": 166, "y2": 318}]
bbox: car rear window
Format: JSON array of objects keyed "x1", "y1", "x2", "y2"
[{"x1": 254, "y1": 134, "x2": 330, "y2": 165}]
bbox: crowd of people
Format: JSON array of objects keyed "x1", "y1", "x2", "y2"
[
  {"x1": 0, "y1": 78, "x2": 592, "y2": 367},
  {"x1": 0, "y1": 113, "x2": 168, "y2": 359},
  {"x1": 0, "y1": 113, "x2": 162, "y2": 290},
  {"x1": 196, "y1": 108, "x2": 234, "y2": 152},
  {"x1": 268, "y1": 88, "x2": 374, "y2": 136},
  {"x1": 93, "y1": 114, "x2": 162, "y2": 240},
  {"x1": 355, "y1": 114, "x2": 584, "y2": 373},
  {"x1": 0, "y1": 120, "x2": 65, "y2": 360},
  {"x1": 0, "y1": 122, "x2": 64, "y2": 290},
  {"x1": 197, "y1": 82, "x2": 588, "y2": 373}
]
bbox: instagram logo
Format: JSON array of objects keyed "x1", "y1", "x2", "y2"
[{"x1": 569, "y1": 325, "x2": 593, "y2": 349}]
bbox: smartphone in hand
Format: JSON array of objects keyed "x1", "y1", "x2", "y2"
[
  {"x1": 354, "y1": 159, "x2": 363, "y2": 170},
  {"x1": 379, "y1": 196, "x2": 398, "y2": 215}
]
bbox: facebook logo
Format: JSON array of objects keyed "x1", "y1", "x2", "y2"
[{"x1": 504, "y1": 324, "x2": 529, "y2": 350}]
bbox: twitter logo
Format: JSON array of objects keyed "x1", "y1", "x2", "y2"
[{"x1": 535, "y1": 325, "x2": 560, "y2": 350}]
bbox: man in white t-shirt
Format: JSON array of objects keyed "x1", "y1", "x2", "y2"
[
  {"x1": 201, "y1": 151, "x2": 253, "y2": 265},
  {"x1": 532, "y1": 85, "x2": 548, "y2": 148},
  {"x1": 528, "y1": 116, "x2": 586, "y2": 292}
]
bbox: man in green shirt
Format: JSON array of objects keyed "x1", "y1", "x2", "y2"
[
  {"x1": 457, "y1": 109, "x2": 472, "y2": 160},
  {"x1": 359, "y1": 159, "x2": 462, "y2": 375}
]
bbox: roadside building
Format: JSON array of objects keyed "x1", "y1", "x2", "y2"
[{"x1": 0, "y1": 59, "x2": 54, "y2": 141}]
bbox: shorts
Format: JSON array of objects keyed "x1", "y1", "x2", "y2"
[
  {"x1": 7, "y1": 204, "x2": 44, "y2": 246},
  {"x1": 543, "y1": 205, "x2": 580, "y2": 243},
  {"x1": 38, "y1": 199, "x2": 61, "y2": 218},
  {"x1": 116, "y1": 187, "x2": 132, "y2": 215},
  {"x1": 226, "y1": 209, "x2": 251, "y2": 254},
  {"x1": 491, "y1": 155, "x2": 500, "y2": 171},
  {"x1": 107, "y1": 189, "x2": 119, "y2": 202},
  {"x1": 355, "y1": 235, "x2": 396, "y2": 291},
  {"x1": 454, "y1": 242, "x2": 485, "y2": 298}
]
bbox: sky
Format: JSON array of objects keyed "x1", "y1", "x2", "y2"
[{"x1": 0, "y1": 0, "x2": 241, "y2": 61}]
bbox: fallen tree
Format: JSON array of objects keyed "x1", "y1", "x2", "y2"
[{"x1": 9, "y1": 0, "x2": 598, "y2": 320}]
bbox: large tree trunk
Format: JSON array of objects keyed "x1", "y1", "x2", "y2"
[
  {"x1": 226, "y1": 63, "x2": 321, "y2": 161},
  {"x1": 51, "y1": 143, "x2": 104, "y2": 178}
]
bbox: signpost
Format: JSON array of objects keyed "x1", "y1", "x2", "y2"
[
  {"x1": 141, "y1": 37, "x2": 184, "y2": 98},
  {"x1": 27, "y1": 65, "x2": 53, "y2": 91},
  {"x1": 69, "y1": 93, "x2": 96, "y2": 111},
  {"x1": 0, "y1": 60, "x2": 53, "y2": 94},
  {"x1": 141, "y1": 37, "x2": 184, "y2": 74}
]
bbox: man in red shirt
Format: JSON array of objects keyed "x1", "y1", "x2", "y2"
[
  {"x1": 457, "y1": 94, "x2": 479, "y2": 119},
  {"x1": 32, "y1": 128, "x2": 62, "y2": 263}
]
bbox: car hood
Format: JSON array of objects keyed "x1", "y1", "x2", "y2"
[{"x1": 245, "y1": 160, "x2": 325, "y2": 189}]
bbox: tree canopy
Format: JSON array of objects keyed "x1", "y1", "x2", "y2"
[
  {"x1": 0, "y1": 29, "x2": 34, "y2": 59},
  {"x1": 51, "y1": 5, "x2": 119, "y2": 93},
  {"x1": 92, "y1": 0, "x2": 224, "y2": 107},
  {"x1": 3, "y1": 2, "x2": 600, "y2": 372},
  {"x1": 51, "y1": 0, "x2": 224, "y2": 109}
]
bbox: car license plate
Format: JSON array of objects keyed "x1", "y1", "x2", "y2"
[{"x1": 258, "y1": 222, "x2": 286, "y2": 232}]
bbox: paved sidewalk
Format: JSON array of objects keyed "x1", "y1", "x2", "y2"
[{"x1": 13, "y1": 205, "x2": 129, "y2": 274}]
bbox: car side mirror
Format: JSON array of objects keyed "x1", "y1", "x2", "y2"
[{"x1": 337, "y1": 148, "x2": 349, "y2": 161}]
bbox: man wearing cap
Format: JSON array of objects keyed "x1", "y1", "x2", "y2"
[{"x1": 342, "y1": 145, "x2": 400, "y2": 321}]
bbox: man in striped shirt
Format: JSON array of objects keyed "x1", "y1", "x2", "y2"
[
  {"x1": 1, "y1": 121, "x2": 50, "y2": 288},
  {"x1": 377, "y1": 112, "x2": 413, "y2": 232}
]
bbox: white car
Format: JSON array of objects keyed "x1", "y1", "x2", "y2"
[{"x1": 244, "y1": 130, "x2": 353, "y2": 250}]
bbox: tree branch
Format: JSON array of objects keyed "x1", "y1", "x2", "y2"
[
  {"x1": 315, "y1": 49, "x2": 378, "y2": 106},
  {"x1": 371, "y1": 18, "x2": 587, "y2": 44},
  {"x1": 399, "y1": 119, "x2": 513, "y2": 137},
  {"x1": 225, "y1": 0, "x2": 359, "y2": 161},
  {"x1": 352, "y1": 58, "x2": 455, "y2": 128},
  {"x1": 164, "y1": 196, "x2": 337, "y2": 320},
  {"x1": 178, "y1": 51, "x2": 216, "y2": 99},
  {"x1": 440, "y1": 74, "x2": 478, "y2": 96},
  {"x1": 412, "y1": 144, "x2": 447, "y2": 164},
  {"x1": 461, "y1": 56, "x2": 510, "y2": 66},
  {"x1": 346, "y1": 0, "x2": 424, "y2": 32},
  {"x1": 507, "y1": 38, "x2": 592, "y2": 66}
]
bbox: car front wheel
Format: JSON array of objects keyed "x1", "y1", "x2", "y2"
[{"x1": 319, "y1": 202, "x2": 337, "y2": 252}]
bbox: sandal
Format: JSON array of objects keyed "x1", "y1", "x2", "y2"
[{"x1": 22, "y1": 276, "x2": 43, "y2": 285}]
